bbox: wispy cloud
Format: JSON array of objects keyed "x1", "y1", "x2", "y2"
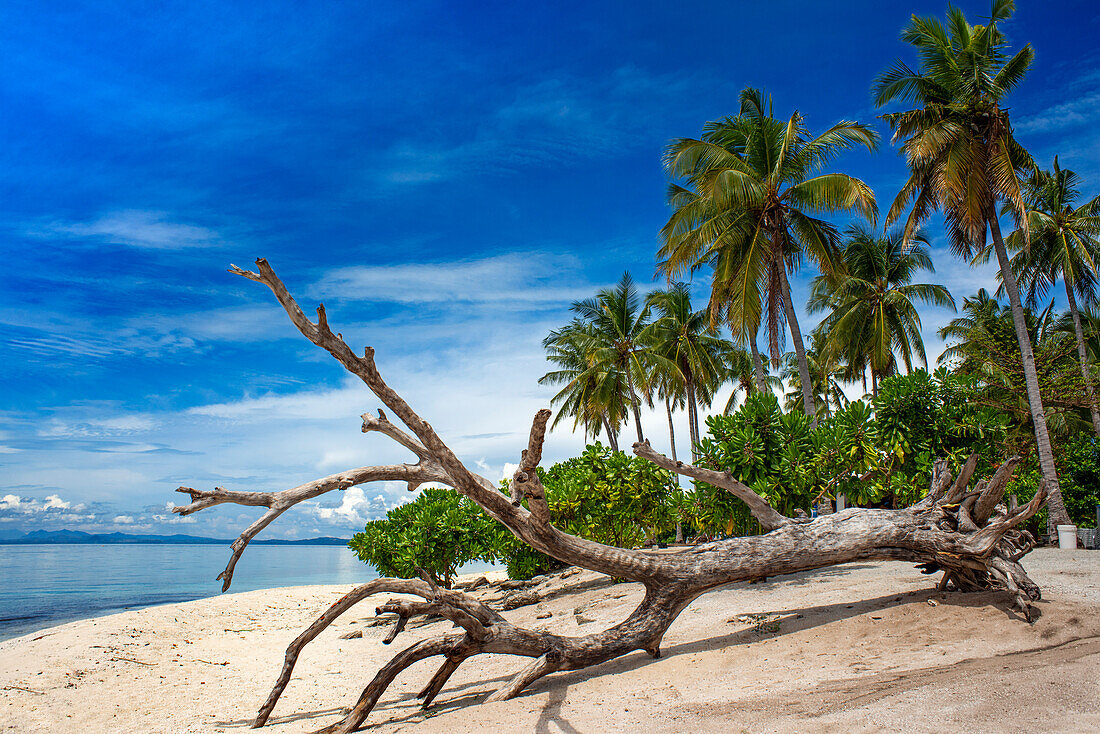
[
  {"x1": 374, "y1": 65, "x2": 718, "y2": 185},
  {"x1": 1016, "y1": 91, "x2": 1100, "y2": 134},
  {"x1": 26, "y1": 210, "x2": 226, "y2": 250},
  {"x1": 313, "y1": 251, "x2": 594, "y2": 306}
]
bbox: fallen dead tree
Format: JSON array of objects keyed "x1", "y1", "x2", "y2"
[{"x1": 174, "y1": 259, "x2": 1047, "y2": 734}]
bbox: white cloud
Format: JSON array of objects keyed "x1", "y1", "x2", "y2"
[
  {"x1": 28, "y1": 210, "x2": 225, "y2": 250},
  {"x1": 150, "y1": 513, "x2": 196, "y2": 525},
  {"x1": 313, "y1": 486, "x2": 382, "y2": 526},
  {"x1": 42, "y1": 495, "x2": 70, "y2": 510},
  {"x1": 40, "y1": 414, "x2": 157, "y2": 439},
  {"x1": 0, "y1": 493, "x2": 81, "y2": 513},
  {"x1": 112, "y1": 515, "x2": 134, "y2": 524}
]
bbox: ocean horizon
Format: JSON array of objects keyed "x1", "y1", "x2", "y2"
[{"x1": 0, "y1": 543, "x2": 495, "y2": 642}]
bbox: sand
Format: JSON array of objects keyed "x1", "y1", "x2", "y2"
[{"x1": 1, "y1": 549, "x2": 1098, "y2": 733}]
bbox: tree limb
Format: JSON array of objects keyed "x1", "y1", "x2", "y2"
[{"x1": 631, "y1": 440, "x2": 792, "y2": 532}]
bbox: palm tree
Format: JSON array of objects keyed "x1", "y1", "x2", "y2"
[
  {"x1": 645, "y1": 283, "x2": 727, "y2": 455},
  {"x1": 874, "y1": 0, "x2": 1071, "y2": 530},
  {"x1": 659, "y1": 87, "x2": 878, "y2": 424},
  {"x1": 539, "y1": 320, "x2": 627, "y2": 451},
  {"x1": 780, "y1": 332, "x2": 850, "y2": 419},
  {"x1": 939, "y1": 290, "x2": 1087, "y2": 450},
  {"x1": 721, "y1": 346, "x2": 782, "y2": 414},
  {"x1": 1057, "y1": 303, "x2": 1100, "y2": 363},
  {"x1": 651, "y1": 368, "x2": 686, "y2": 462},
  {"x1": 809, "y1": 223, "x2": 955, "y2": 397},
  {"x1": 1002, "y1": 158, "x2": 1100, "y2": 436},
  {"x1": 567, "y1": 273, "x2": 655, "y2": 443}
]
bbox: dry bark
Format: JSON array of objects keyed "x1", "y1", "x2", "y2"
[{"x1": 175, "y1": 259, "x2": 1048, "y2": 734}]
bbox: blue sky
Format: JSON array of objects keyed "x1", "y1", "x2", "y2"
[{"x1": 2, "y1": 0, "x2": 1099, "y2": 539}]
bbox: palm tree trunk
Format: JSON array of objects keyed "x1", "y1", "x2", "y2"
[
  {"x1": 602, "y1": 414, "x2": 619, "y2": 453},
  {"x1": 1065, "y1": 279, "x2": 1100, "y2": 437},
  {"x1": 664, "y1": 396, "x2": 678, "y2": 463},
  {"x1": 777, "y1": 266, "x2": 818, "y2": 426},
  {"x1": 871, "y1": 370, "x2": 878, "y2": 399},
  {"x1": 624, "y1": 367, "x2": 645, "y2": 444},
  {"x1": 988, "y1": 214, "x2": 1070, "y2": 533},
  {"x1": 685, "y1": 372, "x2": 700, "y2": 460},
  {"x1": 664, "y1": 396, "x2": 684, "y2": 544},
  {"x1": 749, "y1": 332, "x2": 767, "y2": 394}
]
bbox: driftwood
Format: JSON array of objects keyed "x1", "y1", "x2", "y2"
[{"x1": 174, "y1": 259, "x2": 1047, "y2": 734}]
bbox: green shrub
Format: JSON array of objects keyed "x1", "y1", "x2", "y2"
[
  {"x1": 1010, "y1": 434, "x2": 1100, "y2": 530},
  {"x1": 537, "y1": 445, "x2": 679, "y2": 547},
  {"x1": 350, "y1": 445, "x2": 681, "y2": 581},
  {"x1": 348, "y1": 488, "x2": 500, "y2": 587},
  {"x1": 872, "y1": 368, "x2": 1009, "y2": 506}
]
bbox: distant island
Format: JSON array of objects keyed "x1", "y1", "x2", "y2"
[{"x1": 0, "y1": 529, "x2": 350, "y2": 545}]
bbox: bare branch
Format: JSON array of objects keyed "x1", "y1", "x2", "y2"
[
  {"x1": 973, "y1": 456, "x2": 1021, "y2": 525},
  {"x1": 945, "y1": 454, "x2": 979, "y2": 504},
  {"x1": 253, "y1": 577, "x2": 501, "y2": 728},
  {"x1": 175, "y1": 463, "x2": 448, "y2": 590},
  {"x1": 512, "y1": 410, "x2": 552, "y2": 524},
  {"x1": 632, "y1": 440, "x2": 791, "y2": 532},
  {"x1": 485, "y1": 653, "x2": 558, "y2": 703},
  {"x1": 360, "y1": 408, "x2": 430, "y2": 462},
  {"x1": 230, "y1": 260, "x2": 671, "y2": 583}
]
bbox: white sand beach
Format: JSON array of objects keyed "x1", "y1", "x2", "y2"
[{"x1": 2, "y1": 550, "x2": 1098, "y2": 733}]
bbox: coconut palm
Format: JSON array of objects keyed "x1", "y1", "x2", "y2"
[
  {"x1": 780, "y1": 332, "x2": 850, "y2": 419},
  {"x1": 651, "y1": 367, "x2": 687, "y2": 462},
  {"x1": 809, "y1": 223, "x2": 955, "y2": 397},
  {"x1": 1002, "y1": 158, "x2": 1100, "y2": 436},
  {"x1": 539, "y1": 320, "x2": 627, "y2": 451},
  {"x1": 874, "y1": 0, "x2": 1071, "y2": 529},
  {"x1": 939, "y1": 290, "x2": 1086, "y2": 449},
  {"x1": 566, "y1": 273, "x2": 655, "y2": 443},
  {"x1": 721, "y1": 346, "x2": 782, "y2": 414},
  {"x1": 659, "y1": 87, "x2": 878, "y2": 424},
  {"x1": 645, "y1": 283, "x2": 728, "y2": 454}
]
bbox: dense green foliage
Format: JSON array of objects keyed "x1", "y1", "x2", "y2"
[
  {"x1": 872, "y1": 368, "x2": 1009, "y2": 505},
  {"x1": 688, "y1": 370, "x2": 1009, "y2": 536},
  {"x1": 1010, "y1": 435, "x2": 1100, "y2": 531},
  {"x1": 353, "y1": 362, "x2": 1094, "y2": 580},
  {"x1": 348, "y1": 488, "x2": 500, "y2": 587},
  {"x1": 351, "y1": 447, "x2": 681, "y2": 582},
  {"x1": 498, "y1": 446, "x2": 681, "y2": 578}
]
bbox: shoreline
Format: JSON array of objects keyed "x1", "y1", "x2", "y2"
[
  {"x1": 2, "y1": 552, "x2": 1098, "y2": 733},
  {"x1": 0, "y1": 565, "x2": 509, "y2": 648},
  {"x1": 0, "y1": 542, "x2": 498, "y2": 643}
]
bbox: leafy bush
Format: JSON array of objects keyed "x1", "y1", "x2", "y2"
[
  {"x1": 348, "y1": 488, "x2": 500, "y2": 587},
  {"x1": 690, "y1": 393, "x2": 875, "y2": 536},
  {"x1": 1010, "y1": 434, "x2": 1100, "y2": 530},
  {"x1": 872, "y1": 368, "x2": 1009, "y2": 506},
  {"x1": 689, "y1": 373, "x2": 1012, "y2": 536},
  {"x1": 350, "y1": 446, "x2": 681, "y2": 581},
  {"x1": 1063, "y1": 435, "x2": 1100, "y2": 527},
  {"x1": 538, "y1": 445, "x2": 679, "y2": 547}
]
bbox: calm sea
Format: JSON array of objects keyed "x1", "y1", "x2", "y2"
[{"x1": 0, "y1": 543, "x2": 381, "y2": 642}]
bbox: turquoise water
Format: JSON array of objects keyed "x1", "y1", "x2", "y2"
[{"x1": 0, "y1": 544, "x2": 378, "y2": 641}]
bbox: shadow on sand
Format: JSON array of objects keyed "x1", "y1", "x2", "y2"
[{"x1": 218, "y1": 577, "x2": 1035, "y2": 732}]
